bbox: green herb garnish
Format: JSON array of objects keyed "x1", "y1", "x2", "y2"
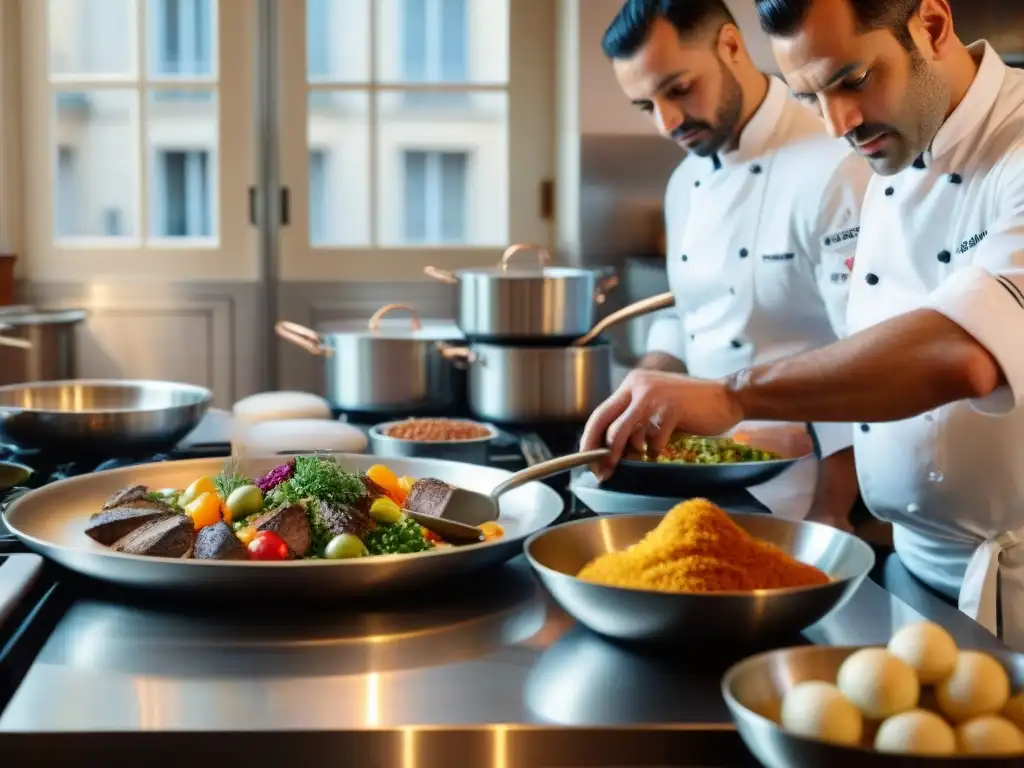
[
  {"x1": 277, "y1": 455, "x2": 365, "y2": 507},
  {"x1": 214, "y1": 472, "x2": 250, "y2": 499},
  {"x1": 364, "y1": 517, "x2": 431, "y2": 555}
]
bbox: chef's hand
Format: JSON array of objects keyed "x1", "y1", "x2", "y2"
[{"x1": 580, "y1": 369, "x2": 745, "y2": 479}]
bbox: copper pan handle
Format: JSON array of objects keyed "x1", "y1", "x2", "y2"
[
  {"x1": 275, "y1": 321, "x2": 333, "y2": 357},
  {"x1": 499, "y1": 243, "x2": 551, "y2": 271},
  {"x1": 572, "y1": 291, "x2": 676, "y2": 347},
  {"x1": 368, "y1": 303, "x2": 422, "y2": 332},
  {"x1": 594, "y1": 274, "x2": 620, "y2": 305},
  {"x1": 424, "y1": 266, "x2": 459, "y2": 285},
  {"x1": 434, "y1": 341, "x2": 476, "y2": 370}
]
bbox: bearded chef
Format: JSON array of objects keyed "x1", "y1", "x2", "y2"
[
  {"x1": 602, "y1": 0, "x2": 872, "y2": 526},
  {"x1": 584, "y1": 0, "x2": 1024, "y2": 648}
]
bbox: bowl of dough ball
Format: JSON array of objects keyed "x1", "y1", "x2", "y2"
[{"x1": 722, "y1": 621, "x2": 1024, "y2": 766}]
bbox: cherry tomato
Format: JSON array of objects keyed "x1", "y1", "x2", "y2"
[{"x1": 247, "y1": 530, "x2": 289, "y2": 561}]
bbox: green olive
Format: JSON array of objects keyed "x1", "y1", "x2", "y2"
[
  {"x1": 369, "y1": 496, "x2": 404, "y2": 524},
  {"x1": 225, "y1": 484, "x2": 264, "y2": 520},
  {"x1": 325, "y1": 533, "x2": 368, "y2": 560}
]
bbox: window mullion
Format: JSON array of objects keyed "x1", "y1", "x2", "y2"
[{"x1": 137, "y1": 0, "x2": 149, "y2": 241}]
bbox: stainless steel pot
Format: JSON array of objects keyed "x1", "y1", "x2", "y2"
[
  {"x1": 437, "y1": 341, "x2": 613, "y2": 424},
  {"x1": 275, "y1": 304, "x2": 465, "y2": 413},
  {"x1": 425, "y1": 243, "x2": 619, "y2": 341},
  {"x1": 0, "y1": 309, "x2": 85, "y2": 386}
]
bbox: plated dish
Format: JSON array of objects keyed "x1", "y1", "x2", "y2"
[
  {"x1": 84, "y1": 455, "x2": 503, "y2": 563},
  {"x1": 627, "y1": 432, "x2": 782, "y2": 465}
]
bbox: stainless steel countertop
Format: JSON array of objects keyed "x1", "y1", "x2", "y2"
[{"x1": 0, "y1": 551, "x2": 1007, "y2": 738}]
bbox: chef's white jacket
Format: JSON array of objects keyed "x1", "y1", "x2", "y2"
[
  {"x1": 848, "y1": 41, "x2": 1024, "y2": 648},
  {"x1": 646, "y1": 76, "x2": 871, "y2": 513}
]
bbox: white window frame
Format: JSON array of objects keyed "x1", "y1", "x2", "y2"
[
  {"x1": 278, "y1": 0, "x2": 555, "y2": 282},
  {"x1": 15, "y1": 0, "x2": 255, "y2": 283}
]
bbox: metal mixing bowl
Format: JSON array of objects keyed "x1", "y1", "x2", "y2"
[
  {"x1": 0, "y1": 379, "x2": 212, "y2": 455},
  {"x1": 368, "y1": 418, "x2": 499, "y2": 464},
  {"x1": 722, "y1": 644, "x2": 1024, "y2": 767},
  {"x1": 524, "y1": 512, "x2": 874, "y2": 645}
]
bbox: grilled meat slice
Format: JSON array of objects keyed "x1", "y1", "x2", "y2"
[
  {"x1": 112, "y1": 515, "x2": 195, "y2": 558},
  {"x1": 252, "y1": 503, "x2": 311, "y2": 557},
  {"x1": 102, "y1": 485, "x2": 150, "y2": 510},
  {"x1": 86, "y1": 502, "x2": 178, "y2": 546},
  {"x1": 403, "y1": 477, "x2": 455, "y2": 518},
  {"x1": 319, "y1": 500, "x2": 376, "y2": 539},
  {"x1": 194, "y1": 521, "x2": 249, "y2": 561}
]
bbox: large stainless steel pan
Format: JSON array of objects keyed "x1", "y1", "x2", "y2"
[
  {"x1": 723, "y1": 645, "x2": 1024, "y2": 767},
  {"x1": 526, "y1": 512, "x2": 874, "y2": 646},
  {"x1": 276, "y1": 304, "x2": 465, "y2": 413},
  {"x1": 0, "y1": 379, "x2": 212, "y2": 455},
  {"x1": 2, "y1": 453, "x2": 564, "y2": 597},
  {"x1": 425, "y1": 243, "x2": 619, "y2": 341}
]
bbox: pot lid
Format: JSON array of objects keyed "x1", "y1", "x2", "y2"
[{"x1": 455, "y1": 265, "x2": 603, "y2": 279}]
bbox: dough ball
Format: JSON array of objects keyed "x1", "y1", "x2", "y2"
[
  {"x1": 780, "y1": 681, "x2": 863, "y2": 746},
  {"x1": 956, "y1": 715, "x2": 1024, "y2": 756},
  {"x1": 936, "y1": 651, "x2": 1010, "y2": 723},
  {"x1": 837, "y1": 648, "x2": 920, "y2": 720},
  {"x1": 874, "y1": 709, "x2": 957, "y2": 756},
  {"x1": 1002, "y1": 694, "x2": 1024, "y2": 732},
  {"x1": 887, "y1": 621, "x2": 958, "y2": 684}
]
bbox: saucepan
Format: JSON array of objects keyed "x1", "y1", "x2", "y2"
[
  {"x1": 424, "y1": 243, "x2": 620, "y2": 341},
  {"x1": 0, "y1": 379, "x2": 212, "y2": 456},
  {"x1": 275, "y1": 304, "x2": 466, "y2": 413},
  {"x1": 432, "y1": 292, "x2": 677, "y2": 424}
]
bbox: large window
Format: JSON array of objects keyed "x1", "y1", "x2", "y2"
[
  {"x1": 18, "y1": 0, "x2": 253, "y2": 281},
  {"x1": 280, "y1": 0, "x2": 553, "y2": 281}
]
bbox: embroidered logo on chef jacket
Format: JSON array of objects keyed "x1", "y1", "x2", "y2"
[
  {"x1": 822, "y1": 226, "x2": 860, "y2": 249},
  {"x1": 761, "y1": 252, "x2": 796, "y2": 262},
  {"x1": 956, "y1": 230, "x2": 989, "y2": 254}
]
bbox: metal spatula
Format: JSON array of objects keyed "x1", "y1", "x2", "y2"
[{"x1": 407, "y1": 449, "x2": 611, "y2": 528}]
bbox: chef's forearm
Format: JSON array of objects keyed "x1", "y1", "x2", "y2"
[{"x1": 723, "y1": 309, "x2": 1003, "y2": 423}]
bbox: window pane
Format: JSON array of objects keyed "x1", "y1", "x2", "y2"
[
  {"x1": 147, "y1": 90, "x2": 218, "y2": 239},
  {"x1": 147, "y1": 0, "x2": 218, "y2": 78},
  {"x1": 48, "y1": 0, "x2": 136, "y2": 77},
  {"x1": 308, "y1": 91, "x2": 371, "y2": 245},
  {"x1": 377, "y1": 92, "x2": 506, "y2": 246},
  {"x1": 53, "y1": 91, "x2": 138, "y2": 238},
  {"x1": 377, "y1": 0, "x2": 508, "y2": 84},
  {"x1": 307, "y1": 0, "x2": 370, "y2": 83}
]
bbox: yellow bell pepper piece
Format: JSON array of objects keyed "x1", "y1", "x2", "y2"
[
  {"x1": 479, "y1": 521, "x2": 504, "y2": 540},
  {"x1": 185, "y1": 491, "x2": 222, "y2": 530}
]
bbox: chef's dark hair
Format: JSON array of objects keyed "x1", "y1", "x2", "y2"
[
  {"x1": 754, "y1": 0, "x2": 922, "y2": 49},
  {"x1": 602, "y1": 0, "x2": 737, "y2": 59}
]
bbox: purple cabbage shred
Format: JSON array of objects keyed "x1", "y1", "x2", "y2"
[{"x1": 256, "y1": 460, "x2": 295, "y2": 492}]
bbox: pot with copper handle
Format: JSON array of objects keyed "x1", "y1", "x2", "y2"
[
  {"x1": 424, "y1": 243, "x2": 619, "y2": 341},
  {"x1": 275, "y1": 304, "x2": 466, "y2": 413}
]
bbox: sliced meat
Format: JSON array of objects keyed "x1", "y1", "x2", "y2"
[
  {"x1": 113, "y1": 515, "x2": 195, "y2": 559},
  {"x1": 86, "y1": 503, "x2": 178, "y2": 546},
  {"x1": 403, "y1": 477, "x2": 455, "y2": 518},
  {"x1": 252, "y1": 503, "x2": 311, "y2": 557},
  {"x1": 194, "y1": 521, "x2": 249, "y2": 561},
  {"x1": 319, "y1": 500, "x2": 376, "y2": 539},
  {"x1": 102, "y1": 485, "x2": 149, "y2": 510}
]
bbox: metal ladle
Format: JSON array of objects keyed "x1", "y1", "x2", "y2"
[{"x1": 410, "y1": 449, "x2": 612, "y2": 530}]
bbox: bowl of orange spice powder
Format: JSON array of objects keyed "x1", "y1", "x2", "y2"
[
  {"x1": 525, "y1": 499, "x2": 875, "y2": 646},
  {"x1": 368, "y1": 418, "x2": 499, "y2": 464}
]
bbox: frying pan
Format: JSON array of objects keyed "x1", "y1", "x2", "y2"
[
  {"x1": 598, "y1": 454, "x2": 810, "y2": 497},
  {"x1": 0, "y1": 379, "x2": 212, "y2": 456}
]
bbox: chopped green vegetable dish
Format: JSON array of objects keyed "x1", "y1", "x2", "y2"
[
  {"x1": 364, "y1": 517, "x2": 431, "y2": 555},
  {"x1": 640, "y1": 434, "x2": 781, "y2": 465}
]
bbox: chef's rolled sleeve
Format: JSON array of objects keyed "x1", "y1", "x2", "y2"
[
  {"x1": 929, "y1": 265, "x2": 1024, "y2": 414},
  {"x1": 645, "y1": 310, "x2": 687, "y2": 361}
]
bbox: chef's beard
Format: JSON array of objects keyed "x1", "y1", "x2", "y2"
[
  {"x1": 848, "y1": 48, "x2": 949, "y2": 175},
  {"x1": 672, "y1": 58, "x2": 743, "y2": 158}
]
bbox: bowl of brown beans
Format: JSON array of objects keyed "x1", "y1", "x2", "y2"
[{"x1": 368, "y1": 418, "x2": 500, "y2": 464}]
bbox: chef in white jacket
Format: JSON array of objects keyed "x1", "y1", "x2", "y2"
[
  {"x1": 583, "y1": 0, "x2": 1024, "y2": 648},
  {"x1": 602, "y1": 0, "x2": 872, "y2": 525}
]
